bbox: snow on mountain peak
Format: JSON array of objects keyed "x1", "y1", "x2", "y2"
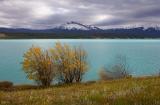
[
  {"x1": 57, "y1": 21, "x2": 100, "y2": 30},
  {"x1": 122, "y1": 25, "x2": 160, "y2": 31}
]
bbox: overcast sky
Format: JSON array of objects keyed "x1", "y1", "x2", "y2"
[{"x1": 0, "y1": 0, "x2": 160, "y2": 29}]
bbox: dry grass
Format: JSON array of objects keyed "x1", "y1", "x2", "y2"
[{"x1": 0, "y1": 77, "x2": 159, "y2": 105}]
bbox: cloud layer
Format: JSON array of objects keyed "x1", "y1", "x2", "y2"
[{"x1": 0, "y1": 0, "x2": 160, "y2": 29}]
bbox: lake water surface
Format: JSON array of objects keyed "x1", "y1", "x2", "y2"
[{"x1": 0, "y1": 39, "x2": 160, "y2": 84}]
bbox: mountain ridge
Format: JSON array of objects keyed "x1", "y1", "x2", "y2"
[
  {"x1": 0, "y1": 22, "x2": 160, "y2": 39},
  {"x1": 55, "y1": 21, "x2": 101, "y2": 30}
]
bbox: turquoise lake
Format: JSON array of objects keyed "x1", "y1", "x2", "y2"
[{"x1": 0, "y1": 39, "x2": 160, "y2": 84}]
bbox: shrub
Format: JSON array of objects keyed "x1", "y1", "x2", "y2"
[
  {"x1": 22, "y1": 42, "x2": 88, "y2": 86},
  {"x1": 0, "y1": 81, "x2": 13, "y2": 88},
  {"x1": 22, "y1": 46, "x2": 56, "y2": 87},
  {"x1": 13, "y1": 85, "x2": 39, "y2": 90},
  {"x1": 50, "y1": 42, "x2": 88, "y2": 83},
  {"x1": 99, "y1": 55, "x2": 131, "y2": 80},
  {"x1": 110, "y1": 64, "x2": 130, "y2": 79}
]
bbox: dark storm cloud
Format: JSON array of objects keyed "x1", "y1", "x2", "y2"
[
  {"x1": 0, "y1": 0, "x2": 160, "y2": 29},
  {"x1": 133, "y1": 7, "x2": 160, "y2": 18}
]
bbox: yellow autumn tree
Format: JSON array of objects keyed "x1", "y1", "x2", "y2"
[
  {"x1": 73, "y1": 46, "x2": 88, "y2": 82},
  {"x1": 22, "y1": 46, "x2": 56, "y2": 87},
  {"x1": 50, "y1": 42, "x2": 88, "y2": 83}
]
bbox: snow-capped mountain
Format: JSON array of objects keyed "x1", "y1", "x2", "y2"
[
  {"x1": 119, "y1": 25, "x2": 160, "y2": 31},
  {"x1": 56, "y1": 21, "x2": 100, "y2": 30},
  {"x1": 0, "y1": 21, "x2": 160, "y2": 38},
  {"x1": 144, "y1": 26, "x2": 160, "y2": 31}
]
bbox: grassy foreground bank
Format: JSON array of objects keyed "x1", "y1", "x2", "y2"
[{"x1": 0, "y1": 77, "x2": 160, "y2": 105}]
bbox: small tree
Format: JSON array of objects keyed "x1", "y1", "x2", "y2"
[
  {"x1": 73, "y1": 46, "x2": 88, "y2": 82},
  {"x1": 22, "y1": 46, "x2": 56, "y2": 87},
  {"x1": 50, "y1": 42, "x2": 88, "y2": 83},
  {"x1": 99, "y1": 55, "x2": 131, "y2": 80}
]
